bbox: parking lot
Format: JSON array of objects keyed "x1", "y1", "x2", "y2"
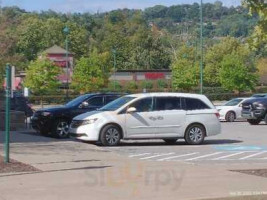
[
  {"x1": 102, "y1": 121, "x2": 267, "y2": 165},
  {"x1": 1, "y1": 121, "x2": 267, "y2": 200}
]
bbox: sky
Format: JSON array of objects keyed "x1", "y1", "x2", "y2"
[{"x1": 1, "y1": 0, "x2": 241, "y2": 13}]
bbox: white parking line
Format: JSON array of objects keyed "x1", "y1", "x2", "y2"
[
  {"x1": 186, "y1": 152, "x2": 223, "y2": 161},
  {"x1": 213, "y1": 152, "x2": 245, "y2": 160},
  {"x1": 157, "y1": 152, "x2": 199, "y2": 161},
  {"x1": 140, "y1": 153, "x2": 175, "y2": 160},
  {"x1": 239, "y1": 151, "x2": 267, "y2": 160},
  {"x1": 129, "y1": 153, "x2": 151, "y2": 158}
]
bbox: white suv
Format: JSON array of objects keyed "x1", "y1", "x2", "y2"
[{"x1": 69, "y1": 93, "x2": 221, "y2": 146}]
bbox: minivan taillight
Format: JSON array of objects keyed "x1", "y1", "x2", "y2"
[{"x1": 215, "y1": 112, "x2": 220, "y2": 119}]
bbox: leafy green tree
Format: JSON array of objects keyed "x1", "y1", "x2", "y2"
[
  {"x1": 219, "y1": 53, "x2": 258, "y2": 94},
  {"x1": 24, "y1": 57, "x2": 61, "y2": 105},
  {"x1": 204, "y1": 37, "x2": 253, "y2": 86},
  {"x1": 71, "y1": 51, "x2": 105, "y2": 93},
  {"x1": 242, "y1": 0, "x2": 267, "y2": 57},
  {"x1": 172, "y1": 45, "x2": 199, "y2": 91}
]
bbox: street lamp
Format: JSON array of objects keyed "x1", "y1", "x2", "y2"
[
  {"x1": 112, "y1": 48, "x2": 117, "y2": 91},
  {"x1": 200, "y1": 0, "x2": 204, "y2": 94},
  {"x1": 63, "y1": 26, "x2": 70, "y2": 101}
]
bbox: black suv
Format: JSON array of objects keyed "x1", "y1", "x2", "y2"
[
  {"x1": 31, "y1": 93, "x2": 122, "y2": 138},
  {"x1": 241, "y1": 97, "x2": 267, "y2": 125}
]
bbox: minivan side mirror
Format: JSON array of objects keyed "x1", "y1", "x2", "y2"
[{"x1": 127, "y1": 107, "x2": 137, "y2": 113}]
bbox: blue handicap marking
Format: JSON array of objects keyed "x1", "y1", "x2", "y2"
[{"x1": 214, "y1": 145, "x2": 267, "y2": 151}]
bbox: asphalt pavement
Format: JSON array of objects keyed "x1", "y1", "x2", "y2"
[{"x1": 0, "y1": 121, "x2": 267, "y2": 200}]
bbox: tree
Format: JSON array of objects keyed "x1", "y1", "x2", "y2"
[
  {"x1": 71, "y1": 51, "x2": 106, "y2": 93},
  {"x1": 24, "y1": 57, "x2": 61, "y2": 105},
  {"x1": 204, "y1": 37, "x2": 253, "y2": 86},
  {"x1": 219, "y1": 53, "x2": 258, "y2": 94},
  {"x1": 172, "y1": 45, "x2": 199, "y2": 91},
  {"x1": 243, "y1": 0, "x2": 267, "y2": 57}
]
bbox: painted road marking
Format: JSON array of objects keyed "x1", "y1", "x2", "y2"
[
  {"x1": 157, "y1": 152, "x2": 199, "y2": 161},
  {"x1": 185, "y1": 152, "x2": 223, "y2": 161},
  {"x1": 129, "y1": 153, "x2": 151, "y2": 158},
  {"x1": 140, "y1": 152, "x2": 175, "y2": 160},
  {"x1": 215, "y1": 145, "x2": 267, "y2": 151},
  {"x1": 239, "y1": 151, "x2": 267, "y2": 160},
  {"x1": 213, "y1": 152, "x2": 246, "y2": 160}
]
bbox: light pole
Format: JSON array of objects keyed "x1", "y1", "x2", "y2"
[
  {"x1": 200, "y1": 0, "x2": 204, "y2": 94},
  {"x1": 63, "y1": 26, "x2": 70, "y2": 101},
  {"x1": 112, "y1": 48, "x2": 116, "y2": 91}
]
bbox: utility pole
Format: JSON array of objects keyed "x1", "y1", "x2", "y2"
[
  {"x1": 112, "y1": 48, "x2": 116, "y2": 91},
  {"x1": 63, "y1": 26, "x2": 70, "y2": 101},
  {"x1": 5, "y1": 64, "x2": 11, "y2": 163},
  {"x1": 200, "y1": 0, "x2": 204, "y2": 94}
]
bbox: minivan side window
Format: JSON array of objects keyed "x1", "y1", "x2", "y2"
[
  {"x1": 129, "y1": 97, "x2": 153, "y2": 112},
  {"x1": 154, "y1": 97, "x2": 181, "y2": 111},
  {"x1": 184, "y1": 98, "x2": 210, "y2": 110}
]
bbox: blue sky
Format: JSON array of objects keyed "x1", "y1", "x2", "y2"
[{"x1": 2, "y1": 0, "x2": 241, "y2": 13}]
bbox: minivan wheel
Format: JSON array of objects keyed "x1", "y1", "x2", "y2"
[
  {"x1": 225, "y1": 111, "x2": 235, "y2": 122},
  {"x1": 185, "y1": 124, "x2": 205, "y2": 145},
  {"x1": 52, "y1": 119, "x2": 70, "y2": 138},
  {"x1": 100, "y1": 125, "x2": 121, "y2": 146},
  {"x1": 163, "y1": 139, "x2": 177, "y2": 145},
  {"x1": 247, "y1": 119, "x2": 261, "y2": 125}
]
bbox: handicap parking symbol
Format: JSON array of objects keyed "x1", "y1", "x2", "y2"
[{"x1": 214, "y1": 145, "x2": 267, "y2": 151}]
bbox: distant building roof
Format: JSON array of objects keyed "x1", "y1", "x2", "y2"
[{"x1": 43, "y1": 45, "x2": 73, "y2": 55}]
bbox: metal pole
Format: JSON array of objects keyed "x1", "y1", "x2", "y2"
[
  {"x1": 200, "y1": 0, "x2": 204, "y2": 94},
  {"x1": 65, "y1": 35, "x2": 69, "y2": 101},
  {"x1": 113, "y1": 49, "x2": 116, "y2": 91},
  {"x1": 5, "y1": 64, "x2": 11, "y2": 163}
]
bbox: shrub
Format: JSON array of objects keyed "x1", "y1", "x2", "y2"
[
  {"x1": 125, "y1": 81, "x2": 138, "y2": 91},
  {"x1": 157, "y1": 79, "x2": 168, "y2": 89},
  {"x1": 141, "y1": 80, "x2": 153, "y2": 90}
]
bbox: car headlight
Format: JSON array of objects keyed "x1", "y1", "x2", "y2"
[
  {"x1": 82, "y1": 118, "x2": 98, "y2": 125},
  {"x1": 254, "y1": 103, "x2": 264, "y2": 109},
  {"x1": 41, "y1": 112, "x2": 52, "y2": 117}
]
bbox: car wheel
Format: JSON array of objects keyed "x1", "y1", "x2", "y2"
[
  {"x1": 185, "y1": 124, "x2": 205, "y2": 145},
  {"x1": 100, "y1": 125, "x2": 121, "y2": 146},
  {"x1": 163, "y1": 139, "x2": 177, "y2": 144},
  {"x1": 52, "y1": 119, "x2": 70, "y2": 138},
  {"x1": 225, "y1": 111, "x2": 235, "y2": 122},
  {"x1": 247, "y1": 119, "x2": 261, "y2": 125}
]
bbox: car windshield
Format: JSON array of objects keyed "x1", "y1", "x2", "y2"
[
  {"x1": 223, "y1": 98, "x2": 243, "y2": 106},
  {"x1": 65, "y1": 95, "x2": 90, "y2": 107},
  {"x1": 99, "y1": 96, "x2": 136, "y2": 111}
]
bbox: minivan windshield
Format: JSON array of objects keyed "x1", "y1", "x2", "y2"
[
  {"x1": 223, "y1": 98, "x2": 243, "y2": 106},
  {"x1": 99, "y1": 96, "x2": 136, "y2": 111}
]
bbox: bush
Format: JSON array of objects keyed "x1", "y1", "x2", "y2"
[
  {"x1": 141, "y1": 80, "x2": 153, "y2": 90},
  {"x1": 125, "y1": 81, "x2": 138, "y2": 91},
  {"x1": 108, "y1": 81, "x2": 122, "y2": 91},
  {"x1": 157, "y1": 79, "x2": 168, "y2": 89}
]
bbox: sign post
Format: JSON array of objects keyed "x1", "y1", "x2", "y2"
[{"x1": 5, "y1": 64, "x2": 11, "y2": 163}]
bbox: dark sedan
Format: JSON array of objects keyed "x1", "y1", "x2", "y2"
[{"x1": 31, "y1": 93, "x2": 122, "y2": 138}]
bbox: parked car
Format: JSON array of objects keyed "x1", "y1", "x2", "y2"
[
  {"x1": 31, "y1": 93, "x2": 122, "y2": 138},
  {"x1": 216, "y1": 98, "x2": 249, "y2": 122},
  {"x1": 10, "y1": 93, "x2": 34, "y2": 117},
  {"x1": 69, "y1": 93, "x2": 221, "y2": 146},
  {"x1": 241, "y1": 97, "x2": 267, "y2": 125},
  {"x1": 251, "y1": 93, "x2": 267, "y2": 98}
]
